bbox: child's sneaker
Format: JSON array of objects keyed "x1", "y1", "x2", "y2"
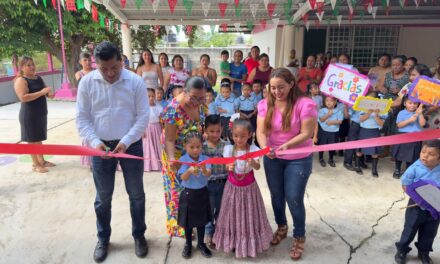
[
  {"x1": 418, "y1": 252, "x2": 433, "y2": 264},
  {"x1": 394, "y1": 250, "x2": 407, "y2": 264},
  {"x1": 205, "y1": 235, "x2": 216, "y2": 250}
]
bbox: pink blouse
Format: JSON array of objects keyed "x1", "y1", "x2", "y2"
[{"x1": 257, "y1": 97, "x2": 317, "y2": 160}]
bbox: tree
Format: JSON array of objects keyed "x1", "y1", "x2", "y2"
[
  {"x1": 0, "y1": 0, "x2": 120, "y2": 87},
  {"x1": 131, "y1": 26, "x2": 167, "y2": 51},
  {"x1": 191, "y1": 28, "x2": 237, "y2": 47}
]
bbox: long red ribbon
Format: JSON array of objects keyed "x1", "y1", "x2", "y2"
[{"x1": 1, "y1": 130, "x2": 439, "y2": 166}]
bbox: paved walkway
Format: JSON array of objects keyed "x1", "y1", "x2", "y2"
[{"x1": 0, "y1": 101, "x2": 438, "y2": 264}]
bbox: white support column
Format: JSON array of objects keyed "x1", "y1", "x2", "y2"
[
  {"x1": 278, "y1": 25, "x2": 295, "y2": 67},
  {"x1": 121, "y1": 23, "x2": 133, "y2": 67}
]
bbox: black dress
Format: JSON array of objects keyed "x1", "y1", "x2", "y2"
[{"x1": 19, "y1": 76, "x2": 48, "y2": 142}]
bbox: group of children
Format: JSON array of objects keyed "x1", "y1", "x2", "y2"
[{"x1": 176, "y1": 116, "x2": 272, "y2": 259}]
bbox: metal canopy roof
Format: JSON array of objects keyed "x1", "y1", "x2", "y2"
[{"x1": 94, "y1": 0, "x2": 440, "y2": 27}]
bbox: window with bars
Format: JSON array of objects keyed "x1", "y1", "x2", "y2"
[{"x1": 326, "y1": 25, "x2": 400, "y2": 68}]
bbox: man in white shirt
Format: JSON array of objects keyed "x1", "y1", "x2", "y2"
[{"x1": 76, "y1": 41, "x2": 149, "y2": 263}]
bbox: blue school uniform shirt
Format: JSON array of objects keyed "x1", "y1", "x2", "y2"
[
  {"x1": 396, "y1": 109, "x2": 423, "y2": 133},
  {"x1": 229, "y1": 63, "x2": 247, "y2": 91},
  {"x1": 401, "y1": 159, "x2": 440, "y2": 187},
  {"x1": 349, "y1": 108, "x2": 361, "y2": 124},
  {"x1": 359, "y1": 111, "x2": 388, "y2": 129},
  {"x1": 312, "y1": 95, "x2": 323, "y2": 110},
  {"x1": 252, "y1": 91, "x2": 263, "y2": 102},
  {"x1": 208, "y1": 102, "x2": 218, "y2": 115},
  {"x1": 235, "y1": 95, "x2": 257, "y2": 111},
  {"x1": 215, "y1": 95, "x2": 236, "y2": 117},
  {"x1": 177, "y1": 153, "x2": 212, "y2": 189},
  {"x1": 318, "y1": 107, "x2": 343, "y2": 132}
]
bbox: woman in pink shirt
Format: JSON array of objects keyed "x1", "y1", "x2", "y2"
[{"x1": 256, "y1": 68, "x2": 317, "y2": 261}]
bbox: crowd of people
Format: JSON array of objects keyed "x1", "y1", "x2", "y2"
[{"x1": 13, "y1": 40, "x2": 440, "y2": 264}]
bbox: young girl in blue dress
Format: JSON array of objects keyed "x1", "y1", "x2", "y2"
[
  {"x1": 355, "y1": 92, "x2": 388, "y2": 177},
  {"x1": 392, "y1": 96, "x2": 426, "y2": 178},
  {"x1": 317, "y1": 96, "x2": 343, "y2": 167},
  {"x1": 177, "y1": 132, "x2": 213, "y2": 259}
]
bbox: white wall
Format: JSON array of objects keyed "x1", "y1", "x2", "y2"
[
  {"x1": 252, "y1": 26, "x2": 282, "y2": 67},
  {"x1": 398, "y1": 26, "x2": 440, "y2": 67}
]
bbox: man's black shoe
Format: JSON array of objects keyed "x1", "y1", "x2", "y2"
[
  {"x1": 418, "y1": 252, "x2": 433, "y2": 264},
  {"x1": 93, "y1": 241, "x2": 109, "y2": 263},
  {"x1": 319, "y1": 159, "x2": 326, "y2": 167},
  {"x1": 393, "y1": 169, "x2": 401, "y2": 179},
  {"x1": 343, "y1": 163, "x2": 355, "y2": 171},
  {"x1": 182, "y1": 243, "x2": 192, "y2": 259},
  {"x1": 198, "y1": 243, "x2": 212, "y2": 258},
  {"x1": 394, "y1": 251, "x2": 406, "y2": 264},
  {"x1": 134, "y1": 236, "x2": 148, "y2": 258}
]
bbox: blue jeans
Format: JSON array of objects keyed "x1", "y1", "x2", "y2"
[
  {"x1": 92, "y1": 140, "x2": 146, "y2": 244},
  {"x1": 263, "y1": 155, "x2": 312, "y2": 238},
  {"x1": 205, "y1": 179, "x2": 226, "y2": 235}
]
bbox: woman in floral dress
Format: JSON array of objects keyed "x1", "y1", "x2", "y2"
[{"x1": 161, "y1": 77, "x2": 207, "y2": 237}]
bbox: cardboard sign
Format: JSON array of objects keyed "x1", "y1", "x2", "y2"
[
  {"x1": 408, "y1": 76, "x2": 440, "y2": 106},
  {"x1": 353, "y1": 96, "x2": 392, "y2": 114},
  {"x1": 319, "y1": 64, "x2": 370, "y2": 106}
]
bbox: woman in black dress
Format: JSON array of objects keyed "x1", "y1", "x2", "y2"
[{"x1": 14, "y1": 56, "x2": 55, "y2": 173}]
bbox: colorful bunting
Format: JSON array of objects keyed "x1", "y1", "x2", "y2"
[
  {"x1": 121, "y1": 0, "x2": 126, "y2": 8},
  {"x1": 76, "y1": 0, "x2": 84, "y2": 10},
  {"x1": 414, "y1": 0, "x2": 421, "y2": 7},
  {"x1": 51, "y1": 0, "x2": 57, "y2": 9},
  {"x1": 34, "y1": 0, "x2": 38, "y2": 5},
  {"x1": 220, "y1": 23, "x2": 228, "y2": 32},
  {"x1": 246, "y1": 21, "x2": 254, "y2": 31},
  {"x1": 175, "y1": 25, "x2": 181, "y2": 34},
  {"x1": 233, "y1": 22, "x2": 241, "y2": 32},
  {"x1": 60, "y1": 0, "x2": 65, "y2": 9},
  {"x1": 218, "y1": 3, "x2": 227, "y2": 17},
  {"x1": 371, "y1": 6, "x2": 378, "y2": 18},
  {"x1": 135, "y1": 0, "x2": 142, "y2": 9},
  {"x1": 330, "y1": 0, "x2": 337, "y2": 10},
  {"x1": 305, "y1": 21, "x2": 311, "y2": 31},
  {"x1": 309, "y1": 0, "x2": 316, "y2": 10},
  {"x1": 272, "y1": 17, "x2": 280, "y2": 27},
  {"x1": 317, "y1": 1, "x2": 324, "y2": 14},
  {"x1": 267, "y1": 3, "x2": 276, "y2": 17},
  {"x1": 186, "y1": 25, "x2": 193, "y2": 35},
  {"x1": 99, "y1": 13, "x2": 105, "y2": 28},
  {"x1": 234, "y1": 0, "x2": 240, "y2": 6},
  {"x1": 66, "y1": 0, "x2": 77, "y2": 11},
  {"x1": 168, "y1": 0, "x2": 177, "y2": 14},
  {"x1": 337, "y1": 15, "x2": 342, "y2": 26},
  {"x1": 43, "y1": 0, "x2": 47, "y2": 8},
  {"x1": 202, "y1": 2, "x2": 210, "y2": 17},
  {"x1": 316, "y1": 12, "x2": 324, "y2": 23},
  {"x1": 92, "y1": 5, "x2": 98, "y2": 22},
  {"x1": 235, "y1": 3, "x2": 243, "y2": 16},
  {"x1": 202, "y1": 2, "x2": 211, "y2": 17},
  {"x1": 263, "y1": 0, "x2": 270, "y2": 9},
  {"x1": 84, "y1": 0, "x2": 91, "y2": 12},
  {"x1": 260, "y1": 19, "x2": 267, "y2": 30},
  {"x1": 399, "y1": 0, "x2": 407, "y2": 8},
  {"x1": 283, "y1": 2, "x2": 291, "y2": 19},
  {"x1": 210, "y1": 25, "x2": 216, "y2": 34},
  {"x1": 250, "y1": 3, "x2": 259, "y2": 18},
  {"x1": 183, "y1": 0, "x2": 194, "y2": 16},
  {"x1": 152, "y1": 0, "x2": 160, "y2": 13}
]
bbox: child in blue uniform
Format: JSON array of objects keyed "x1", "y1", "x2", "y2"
[
  {"x1": 156, "y1": 87, "x2": 168, "y2": 109},
  {"x1": 394, "y1": 140, "x2": 440, "y2": 264},
  {"x1": 177, "y1": 132, "x2": 213, "y2": 259},
  {"x1": 235, "y1": 82, "x2": 258, "y2": 131},
  {"x1": 392, "y1": 97, "x2": 426, "y2": 179},
  {"x1": 356, "y1": 92, "x2": 388, "y2": 177},
  {"x1": 215, "y1": 78, "x2": 236, "y2": 141},
  {"x1": 307, "y1": 81, "x2": 323, "y2": 110},
  {"x1": 251, "y1": 79, "x2": 263, "y2": 103},
  {"x1": 343, "y1": 107, "x2": 368, "y2": 174},
  {"x1": 206, "y1": 88, "x2": 218, "y2": 116},
  {"x1": 317, "y1": 96, "x2": 343, "y2": 167}
]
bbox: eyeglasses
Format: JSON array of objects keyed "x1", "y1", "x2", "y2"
[{"x1": 186, "y1": 93, "x2": 205, "y2": 104}]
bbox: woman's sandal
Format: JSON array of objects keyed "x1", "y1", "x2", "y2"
[
  {"x1": 42, "y1": 161, "x2": 56, "y2": 167},
  {"x1": 32, "y1": 165, "x2": 48, "y2": 173},
  {"x1": 271, "y1": 225, "x2": 288, "y2": 245},
  {"x1": 290, "y1": 237, "x2": 306, "y2": 260}
]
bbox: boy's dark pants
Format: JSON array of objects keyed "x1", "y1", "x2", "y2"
[
  {"x1": 395, "y1": 199, "x2": 440, "y2": 254},
  {"x1": 205, "y1": 179, "x2": 227, "y2": 235},
  {"x1": 220, "y1": 116, "x2": 231, "y2": 141}
]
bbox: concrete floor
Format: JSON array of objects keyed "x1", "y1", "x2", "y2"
[{"x1": 0, "y1": 101, "x2": 438, "y2": 264}]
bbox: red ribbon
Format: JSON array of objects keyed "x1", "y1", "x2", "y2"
[{"x1": 1, "y1": 130, "x2": 440, "y2": 166}]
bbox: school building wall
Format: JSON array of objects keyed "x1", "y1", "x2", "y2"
[{"x1": 398, "y1": 26, "x2": 440, "y2": 67}]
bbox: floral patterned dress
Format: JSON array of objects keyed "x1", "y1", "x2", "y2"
[{"x1": 160, "y1": 98, "x2": 206, "y2": 237}]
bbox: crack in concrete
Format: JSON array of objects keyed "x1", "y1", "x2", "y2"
[{"x1": 306, "y1": 191, "x2": 405, "y2": 264}]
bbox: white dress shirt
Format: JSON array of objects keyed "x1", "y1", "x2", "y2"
[{"x1": 76, "y1": 69, "x2": 149, "y2": 148}]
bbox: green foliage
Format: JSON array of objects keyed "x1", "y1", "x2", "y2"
[
  {"x1": 0, "y1": 0, "x2": 120, "y2": 84},
  {"x1": 191, "y1": 29, "x2": 237, "y2": 47},
  {"x1": 131, "y1": 26, "x2": 167, "y2": 51}
]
